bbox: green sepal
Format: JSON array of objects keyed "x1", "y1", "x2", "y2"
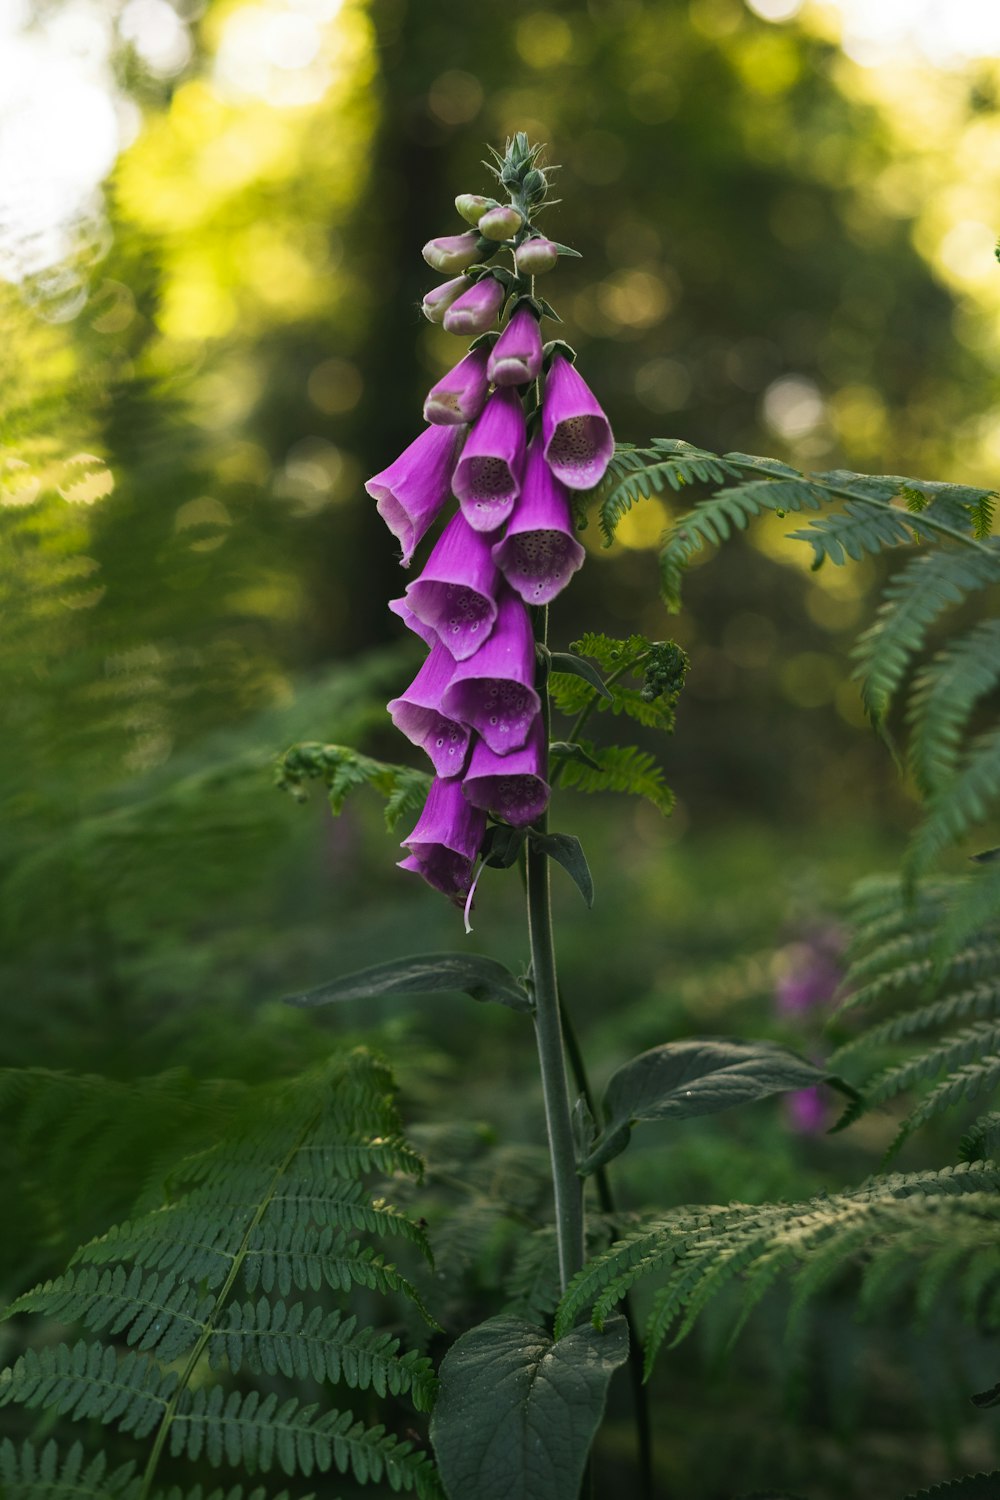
[
  {"x1": 536, "y1": 296, "x2": 562, "y2": 323},
  {"x1": 430, "y1": 1314, "x2": 629, "y2": 1500},
  {"x1": 551, "y1": 242, "x2": 582, "y2": 258},
  {"x1": 530, "y1": 832, "x2": 594, "y2": 908},
  {"x1": 465, "y1": 264, "x2": 516, "y2": 289},
  {"x1": 284, "y1": 953, "x2": 533, "y2": 1013},
  {"x1": 578, "y1": 1039, "x2": 857, "y2": 1175},
  {"x1": 549, "y1": 651, "x2": 613, "y2": 702},
  {"x1": 543, "y1": 339, "x2": 577, "y2": 366},
  {"x1": 549, "y1": 740, "x2": 601, "y2": 771},
  {"x1": 468, "y1": 330, "x2": 500, "y2": 352},
  {"x1": 505, "y1": 293, "x2": 544, "y2": 323}
]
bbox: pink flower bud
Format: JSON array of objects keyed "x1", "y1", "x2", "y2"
[
  {"x1": 515, "y1": 237, "x2": 559, "y2": 275},
  {"x1": 455, "y1": 193, "x2": 497, "y2": 226},
  {"x1": 478, "y1": 204, "x2": 524, "y2": 241},
  {"x1": 443, "y1": 276, "x2": 505, "y2": 336},
  {"x1": 421, "y1": 276, "x2": 468, "y2": 324},
  {"x1": 487, "y1": 305, "x2": 543, "y2": 388},
  {"x1": 422, "y1": 231, "x2": 487, "y2": 274}
]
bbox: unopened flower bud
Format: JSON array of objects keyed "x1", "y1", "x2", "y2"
[
  {"x1": 515, "y1": 237, "x2": 559, "y2": 275},
  {"x1": 478, "y1": 205, "x2": 524, "y2": 241},
  {"x1": 421, "y1": 276, "x2": 468, "y2": 323},
  {"x1": 455, "y1": 193, "x2": 497, "y2": 226},
  {"x1": 422, "y1": 231, "x2": 488, "y2": 274},
  {"x1": 443, "y1": 276, "x2": 505, "y2": 336}
]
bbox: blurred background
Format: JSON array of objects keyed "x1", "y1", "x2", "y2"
[{"x1": 2, "y1": 0, "x2": 1000, "y2": 1493}]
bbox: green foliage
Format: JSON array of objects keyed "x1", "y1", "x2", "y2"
[
  {"x1": 596, "y1": 440, "x2": 743, "y2": 545},
  {"x1": 0, "y1": 1048, "x2": 441, "y2": 1500},
  {"x1": 429, "y1": 1314, "x2": 628, "y2": 1500},
  {"x1": 555, "y1": 741, "x2": 675, "y2": 815},
  {"x1": 554, "y1": 1163, "x2": 1000, "y2": 1377},
  {"x1": 275, "y1": 742, "x2": 430, "y2": 829},
  {"x1": 284, "y1": 951, "x2": 532, "y2": 1013}
]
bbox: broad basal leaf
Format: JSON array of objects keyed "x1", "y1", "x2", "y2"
[{"x1": 285, "y1": 954, "x2": 532, "y2": 1013}]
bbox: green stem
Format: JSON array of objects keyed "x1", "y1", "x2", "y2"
[{"x1": 529, "y1": 609, "x2": 585, "y2": 1292}]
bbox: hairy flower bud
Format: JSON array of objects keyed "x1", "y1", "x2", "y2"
[
  {"x1": 541, "y1": 353, "x2": 614, "y2": 491},
  {"x1": 387, "y1": 640, "x2": 471, "y2": 779},
  {"x1": 463, "y1": 714, "x2": 550, "y2": 826},
  {"x1": 405, "y1": 511, "x2": 501, "y2": 661},
  {"x1": 424, "y1": 347, "x2": 491, "y2": 426},
  {"x1": 422, "y1": 231, "x2": 488, "y2": 274},
  {"x1": 452, "y1": 387, "x2": 527, "y2": 533},
  {"x1": 421, "y1": 276, "x2": 468, "y2": 324},
  {"x1": 399, "y1": 776, "x2": 486, "y2": 903},
  {"x1": 492, "y1": 435, "x2": 585, "y2": 604},
  {"x1": 514, "y1": 237, "x2": 559, "y2": 275},
  {"x1": 478, "y1": 204, "x2": 524, "y2": 241},
  {"x1": 442, "y1": 276, "x2": 506, "y2": 336},
  {"x1": 440, "y1": 588, "x2": 540, "y2": 755},
  {"x1": 455, "y1": 193, "x2": 497, "y2": 226},
  {"x1": 487, "y1": 306, "x2": 543, "y2": 388},
  {"x1": 365, "y1": 423, "x2": 465, "y2": 567}
]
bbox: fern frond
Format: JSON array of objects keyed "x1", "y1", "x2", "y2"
[
  {"x1": 889, "y1": 1055, "x2": 1000, "y2": 1154},
  {"x1": 0, "y1": 1439, "x2": 138, "y2": 1500},
  {"x1": 909, "y1": 727, "x2": 1000, "y2": 875},
  {"x1": 275, "y1": 743, "x2": 429, "y2": 830},
  {"x1": 6, "y1": 1266, "x2": 211, "y2": 1365},
  {"x1": 787, "y1": 498, "x2": 915, "y2": 568},
  {"x1": 0, "y1": 1341, "x2": 174, "y2": 1437},
  {"x1": 830, "y1": 982, "x2": 1000, "y2": 1072},
  {"x1": 555, "y1": 741, "x2": 675, "y2": 814},
  {"x1": 854, "y1": 1021, "x2": 1000, "y2": 1113},
  {"x1": 598, "y1": 440, "x2": 741, "y2": 545},
  {"x1": 908, "y1": 621, "x2": 1000, "y2": 796}
]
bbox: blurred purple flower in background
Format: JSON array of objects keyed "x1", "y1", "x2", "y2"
[{"x1": 773, "y1": 922, "x2": 845, "y2": 1133}]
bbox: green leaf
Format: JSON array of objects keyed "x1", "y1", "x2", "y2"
[
  {"x1": 429, "y1": 1314, "x2": 628, "y2": 1500},
  {"x1": 579, "y1": 1040, "x2": 850, "y2": 1173},
  {"x1": 548, "y1": 741, "x2": 601, "y2": 771},
  {"x1": 970, "y1": 1381, "x2": 1000, "y2": 1409},
  {"x1": 481, "y1": 824, "x2": 527, "y2": 870},
  {"x1": 284, "y1": 954, "x2": 532, "y2": 1013},
  {"x1": 530, "y1": 833, "x2": 594, "y2": 908},
  {"x1": 548, "y1": 652, "x2": 613, "y2": 702}
]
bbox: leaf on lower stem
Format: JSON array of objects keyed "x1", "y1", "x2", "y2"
[
  {"x1": 429, "y1": 1313, "x2": 628, "y2": 1500},
  {"x1": 578, "y1": 1039, "x2": 859, "y2": 1174},
  {"x1": 284, "y1": 953, "x2": 533, "y2": 1013},
  {"x1": 529, "y1": 833, "x2": 594, "y2": 907}
]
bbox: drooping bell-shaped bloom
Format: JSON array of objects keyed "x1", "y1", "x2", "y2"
[
  {"x1": 452, "y1": 387, "x2": 527, "y2": 534},
  {"x1": 492, "y1": 435, "x2": 585, "y2": 605},
  {"x1": 399, "y1": 776, "x2": 486, "y2": 903},
  {"x1": 443, "y1": 276, "x2": 505, "y2": 336},
  {"x1": 424, "y1": 347, "x2": 491, "y2": 426},
  {"x1": 422, "y1": 276, "x2": 468, "y2": 324},
  {"x1": 441, "y1": 588, "x2": 540, "y2": 755},
  {"x1": 366, "y1": 424, "x2": 464, "y2": 567},
  {"x1": 487, "y1": 306, "x2": 543, "y2": 388},
  {"x1": 388, "y1": 595, "x2": 437, "y2": 648},
  {"x1": 541, "y1": 353, "x2": 614, "y2": 491},
  {"x1": 514, "y1": 236, "x2": 559, "y2": 275},
  {"x1": 463, "y1": 714, "x2": 550, "y2": 826},
  {"x1": 422, "y1": 231, "x2": 487, "y2": 274},
  {"x1": 405, "y1": 511, "x2": 500, "y2": 661},
  {"x1": 387, "y1": 640, "x2": 471, "y2": 779}
]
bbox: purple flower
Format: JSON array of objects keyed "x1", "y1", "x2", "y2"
[
  {"x1": 399, "y1": 776, "x2": 486, "y2": 903},
  {"x1": 441, "y1": 588, "x2": 540, "y2": 754},
  {"x1": 422, "y1": 276, "x2": 468, "y2": 324},
  {"x1": 492, "y1": 435, "x2": 585, "y2": 604},
  {"x1": 443, "y1": 276, "x2": 505, "y2": 336},
  {"x1": 388, "y1": 594, "x2": 437, "y2": 648},
  {"x1": 404, "y1": 510, "x2": 500, "y2": 661},
  {"x1": 463, "y1": 715, "x2": 550, "y2": 826},
  {"x1": 488, "y1": 306, "x2": 543, "y2": 388},
  {"x1": 365, "y1": 424, "x2": 464, "y2": 568},
  {"x1": 424, "y1": 347, "x2": 491, "y2": 427},
  {"x1": 422, "y1": 231, "x2": 487, "y2": 274},
  {"x1": 775, "y1": 928, "x2": 845, "y2": 1016},
  {"x1": 785, "y1": 1087, "x2": 828, "y2": 1135},
  {"x1": 387, "y1": 640, "x2": 471, "y2": 779},
  {"x1": 514, "y1": 236, "x2": 559, "y2": 275},
  {"x1": 452, "y1": 387, "x2": 527, "y2": 534},
  {"x1": 541, "y1": 353, "x2": 614, "y2": 491}
]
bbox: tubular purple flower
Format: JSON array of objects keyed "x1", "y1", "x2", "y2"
[
  {"x1": 514, "y1": 236, "x2": 559, "y2": 275},
  {"x1": 441, "y1": 588, "x2": 540, "y2": 755},
  {"x1": 492, "y1": 435, "x2": 585, "y2": 604},
  {"x1": 404, "y1": 510, "x2": 501, "y2": 661},
  {"x1": 541, "y1": 353, "x2": 615, "y2": 491},
  {"x1": 452, "y1": 386, "x2": 527, "y2": 534},
  {"x1": 424, "y1": 347, "x2": 491, "y2": 426},
  {"x1": 463, "y1": 715, "x2": 550, "y2": 826},
  {"x1": 387, "y1": 640, "x2": 471, "y2": 779},
  {"x1": 422, "y1": 231, "x2": 487, "y2": 274},
  {"x1": 443, "y1": 275, "x2": 505, "y2": 336},
  {"x1": 399, "y1": 776, "x2": 486, "y2": 903},
  {"x1": 388, "y1": 595, "x2": 437, "y2": 648},
  {"x1": 365, "y1": 423, "x2": 464, "y2": 568},
  {"x1": 421, "y1": 276, "x2": 468, "y2": 324},
  {"x1": 487, "y1": 306, "x2": 543, "y2": 388}
]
